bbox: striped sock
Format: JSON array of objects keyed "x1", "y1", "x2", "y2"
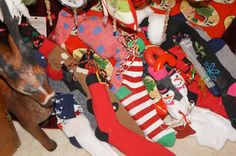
[{"x1": 115, "y1": 56, "x2": 176, "y2": 147}]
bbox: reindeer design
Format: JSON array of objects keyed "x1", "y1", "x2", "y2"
[{"x1": 0, "y1": 0, "x2": 57, "y2": 151}]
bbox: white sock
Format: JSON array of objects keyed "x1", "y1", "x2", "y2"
[
  {"x1": 59, "y1": 114, "x2": 119, "y2": 156},
  {"x1": 188, "y1": 106, "x2": 235, "y2": 151}
]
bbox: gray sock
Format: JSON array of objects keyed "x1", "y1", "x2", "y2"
[{"x1": 192, "y1": 25, "x2": 236, "y2": 79}]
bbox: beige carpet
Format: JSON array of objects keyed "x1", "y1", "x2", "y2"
[{"x1": 13, "y1": 121, "x2": 236, "y2": 156}]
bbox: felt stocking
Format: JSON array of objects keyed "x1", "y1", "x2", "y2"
[
  {"x1": 115, "y1": 56, "x2": 176, "y2": 147},
  {"x1": 86, "y1": 73, "x2": 175, "y2": 156},
  {"x1": 54, "y1": 93, "x2": 119, "y2": 156}
]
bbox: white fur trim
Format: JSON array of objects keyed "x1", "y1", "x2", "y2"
[
  {"x1": 136, "y1": 6, "x2": 154, "y2": 25},
  {"x1": 147, "y1": 13, "x2": 168, "y2": 45}
]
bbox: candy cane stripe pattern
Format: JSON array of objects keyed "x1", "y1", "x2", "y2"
[{"x1": 116, "y1": 56, "x2": 176, "y2": 147}]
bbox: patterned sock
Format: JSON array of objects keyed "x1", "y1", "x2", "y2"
[
  {"x1": 148, "y1": 66, "x2": 190, "y2": 121},
  {"x1": 163, "y1": 18, "x2": 236, "y2": 95},
  {"x1": 115, "y1": 56, "x2": 176, "y2": 147},
  {"x1": 192, "y1": 25, "x2": 236, "y2": 79},
  {"x1": 86, "y1": 74, "x2": 175, "y2": 156},
  {"x1": 54, "y1": 93, "x2": 119, "y2": 156},
  {"x1": 166, "y1": 66, "x2": 188, "y2": 100},
  {"x1": 179, "y1": 38, "x2": 220, "y2": 96},
  {"x1": 208, "y1": 38, "x2": 236, "y2": 79}
]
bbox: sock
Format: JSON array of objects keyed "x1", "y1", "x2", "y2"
[
  {"x1": 161, "y1": 18, "x2": 236, "y2": 92},
  {"x1": 148, "y1": 66, "x2": 190, "y2": 121},
  {"x1": 188, "y1": 106, "x2": 236, "y2": 150},
  {"x1": 162, "y1": 18, "x2": 236, "y2": 128},
  {"x1": 54, "y1": 93, "x2": 119, "y2": 156},
  {"x1": 86, "y1": 73, "x2": 175, "y2": 156},
  {"x1": 179, "y1": 38, "x2": 220, "y2": 96},
  {"x1": 32, "y1": 49, "x2": 47, "y2": 68},
  {"x1": 208, "y1": 38, "x2": 236, "y2": 79},
  {"x1": 166, "y1": 66, "x2": 189, "y2": 102},
  {"x1": 77, "y1": 15, "x2": 129, "y2": 92},
  {"x1": 178, "y1": 0, "x2": 236, "y2": 38},
  {"x1": 186, "y1": 75, "x2": 228, "y2": 119},
  {"x1": 61, "y1": 65, "x2": 87, "y2": 96},
  {"x1": 191, "y1": 25, "x2": 236, "y2": 80},
  {"x1": 221, "y1": 94, "x2": 236, "y2": 129},
  {"x1": 116, "y1": 56, "x2": 176, "y2": 147},
  {"x1": 87, "y1": 99, "x2": 119, "y2": 115},
  {"x1": 71, "y1": 62, "x2": 145, "y2": 136}
]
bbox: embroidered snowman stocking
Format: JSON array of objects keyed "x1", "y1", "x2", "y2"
[
  {"x1": 148, "y1": 66, "x2": 191, "y2": 122},
  {"x1": 165, "y1": 65, "x2": 192, "y2": 107}
]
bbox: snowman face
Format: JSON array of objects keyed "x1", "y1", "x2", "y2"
[
  {"x1": 170, "y1": 72, "x2": 185, "y2": 89},
  {"x1": 161, "y1": 89, "x2": 175, "y2": 105}
]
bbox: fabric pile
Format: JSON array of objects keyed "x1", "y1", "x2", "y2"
[{"x1": 4, "y1": 0, "x2": 236, "y2": 155}]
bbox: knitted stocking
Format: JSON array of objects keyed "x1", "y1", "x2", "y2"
[
  {"x1": 115, "y1": 56, "x2": 176, "y2": 147},
  {"x1": 54, "y1": 93, "x2": 119, "y2": 156},
  {"x1": 148, "y1": 66, "x2": 190, "y2": 120},
  {"x1": 86, "y1": 73, "x2": 175, "y2": 156}
]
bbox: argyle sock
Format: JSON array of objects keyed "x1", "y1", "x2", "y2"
[
  {"x1": 115, "y1": 56, "x2": 176, "y2": 147},
  {"x1": 148, "y1": 66, "x2": 190, "y2": 121},
  {"x1": 54, "y1": 93, "x2": 119, "y2": 156},
  {"x1": 86, "y1": 74, "x2": 175, "y2": 156}
]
